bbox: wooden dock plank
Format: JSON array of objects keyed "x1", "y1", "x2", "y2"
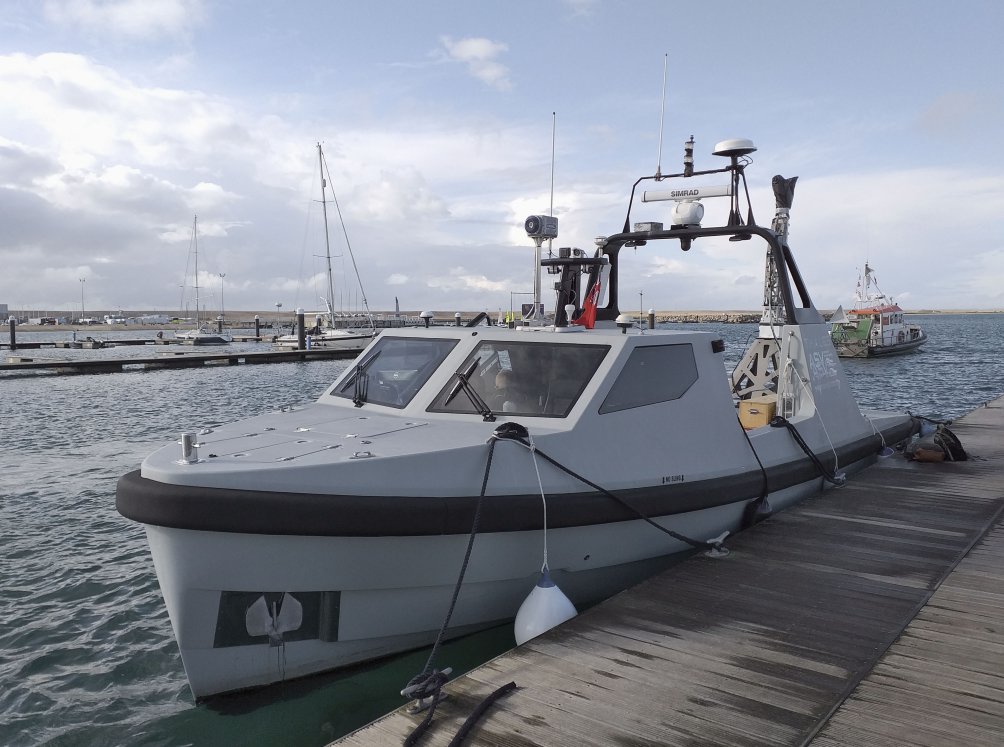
[
  {"x1": 814, "y1": 520, "x2": 1004, "y2": 746},
  {"x1": 336, "y1": 399, "x2": 1004, "y2": 746}
]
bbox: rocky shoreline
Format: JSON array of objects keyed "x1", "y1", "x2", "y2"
[{"x1": 650, "y1": 312, "x2": 761, "y2": 324}]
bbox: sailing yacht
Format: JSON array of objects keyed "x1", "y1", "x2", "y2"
[
  {"x1": 275, "y1": 144, "x2": 376, "y2": 351},
  {"x1": 175, "y1": 216, "x2": 231, "y2": 346}
]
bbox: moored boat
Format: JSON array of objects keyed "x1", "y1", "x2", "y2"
[
  {"x1": 175, "y1": 216, "x2": 232, "y2": 346},
  {"x1": 272, "y1": 313, "x2": 375, "y2": 350},
  {"x1": 175, "y1": 327, "x2": 231, "y2": 346},
  {"x1": 274, "y1": 143, "x2": 376, "y2": 352},
  {"x1": 829, "y1": 262, "x2": 926, "y2": 357},
  {"x1": 117, "y1": 136, "x2": 916, "y2": 699}
]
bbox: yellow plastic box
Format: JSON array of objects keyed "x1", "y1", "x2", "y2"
[{"x1": 739, "y1": 395, "x2": 777, "y2": 429}]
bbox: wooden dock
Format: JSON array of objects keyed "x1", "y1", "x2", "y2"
[
  {"x1": 0, "y1": 338, "x2": 179, "y2": 350},
  {"x1": 336, "y1": 397, "x2": 1004, "y2": 746},
  {"x1": 1, "y1": 347, "x2": 360, "y2": 375}
]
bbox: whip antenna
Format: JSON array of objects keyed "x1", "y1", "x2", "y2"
[
  {"x1": 528, "y1": 114, "x2": 559, "y2": 324},
  {"x1": 549, "y1": 112, "x2": 556, "y2": 218},
  {"x1": 656, "y1": 53, "x2": 668, "y2": 179}
]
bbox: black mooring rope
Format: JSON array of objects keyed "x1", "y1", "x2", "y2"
[
  {"x1": 401, "y1": 419, "x2": 733, "y2": 746},
  {"x1": 769, "y1": 415, "x2": 845, "y2": 485},
  {"x1": 509, "y1": 434, "x2": 716, "y2": 550},
  {"x1": 402, "y1": 436, "x2": 498, "y2": 747},
  {"x1": 737, "y1": 419, "x2": 772, "y2": 528}
]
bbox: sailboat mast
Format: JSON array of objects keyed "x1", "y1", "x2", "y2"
[
  {"x1": 193, "y1": 215, "x2": 200, "y2": 326},
  {"x1": 317, "y1": 143, "x2": 336, "y2": 325}
]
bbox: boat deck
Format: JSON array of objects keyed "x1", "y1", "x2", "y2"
[{"x1": 335, "y1": 396, "x2": 1004, "y2": 746}]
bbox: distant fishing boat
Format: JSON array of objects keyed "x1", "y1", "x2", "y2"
[
  {"x1": 829, "y1": 262, "x2": 926, "y2": 358},
  {"x1": 175, "y1": 216, "x2": 231, "y2": 346},
  {"x1": 275, "y1": 144, "x2": 375, "y2": 351}
]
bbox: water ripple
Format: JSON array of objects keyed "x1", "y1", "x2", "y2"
[{"x1": 1, "y1": 319, "x2": 1001, "y2": 746}]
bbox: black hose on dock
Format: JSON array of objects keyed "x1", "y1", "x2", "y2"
[{"x1": 447, "y1": 681, "x2": 517, "y2": 747}]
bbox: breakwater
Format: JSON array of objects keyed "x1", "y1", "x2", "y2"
[{"x1": 653, "y1": 311, "x2": 760, "y2": 323}]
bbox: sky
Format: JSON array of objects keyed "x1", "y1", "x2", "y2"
[{"x1": 2, "y1": 0, "x2": 1003, "y2": 318}]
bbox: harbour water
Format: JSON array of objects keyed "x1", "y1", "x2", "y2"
[{"x1": 2, "y1": 314, "x2": 1002, "y2": 747}]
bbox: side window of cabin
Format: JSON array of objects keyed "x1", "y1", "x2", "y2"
[{"x1": 599, "y1": 344, "x2": 697, "y2": 414}]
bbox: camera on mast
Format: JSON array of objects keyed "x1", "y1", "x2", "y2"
[{"x1": 524, "y1": 215, "x2": 558, "y2": 240}]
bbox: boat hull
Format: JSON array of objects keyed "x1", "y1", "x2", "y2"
[
  {"x1": 273, "y1": 332, "x2": 373, "y2": 351},
  {"x1": 834, "y1": 329, "x2": 927, "y2": 358},
  {"x1": 180, "y1": 336, "x2": 231, "y2": 346},
  {"x1": 120, "y1": 412, "x2": 913, "y2": 699},
  {"x1": 141, "y1": 486, "x2": 786, "y2": 698},
  {"x1": 175, "y1": 330, "x2": 232, "y2": 346},
  {"x1": 866, "y1": 329, "x2": 928, "y2": 357}
]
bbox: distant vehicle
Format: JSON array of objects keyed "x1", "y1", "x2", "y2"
[
  {"x1": 104, "y1": 314, "x2": 128, "y2": 325},
  {"x1": 76, "y1": 318, "x2": 100, "y2": 325}
]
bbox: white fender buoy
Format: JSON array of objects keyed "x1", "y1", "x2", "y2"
[{"x1": 514, "y1": 568, "x2": 577, "y2": 645}]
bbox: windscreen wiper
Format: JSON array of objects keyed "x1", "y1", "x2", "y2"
[
  {"x1": 350, "y1": 350, "x2": 382, "y2": 407},
  {"x1": 445, "y1": 359, "x2": 496, "y2": 421}
]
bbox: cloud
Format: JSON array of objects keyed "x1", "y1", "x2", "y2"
[
  {"x1": 42, "y1": 0, "x2": 206, "y2": 40},
  {"x1": 426, "y1": 266, "x2": 510, "y2": 293},
  {"x1": 3, "y1": 14, "x2": 1003, "y2": 316},
  {"x1": 0, "y1": 139, "x2": 62, "y2": 185},
  {"x1": 0, "y1": 49, "x2": 545, "y2": 312},
  {"x1": 0, "y1": 52, "x2": 256, "y2": 174},
  {"x1": 919, "y1": 91, "x2": 999, "y2": 136},
  {"x1": 561, "y1": 0, "x2": 600, "y2": 17},
  {"x1": 440, "y1": 36, "x2": 512, "y2": 91},
  {"x1": 776, "y1": 167, "x2": 1004, "y2": 310}
]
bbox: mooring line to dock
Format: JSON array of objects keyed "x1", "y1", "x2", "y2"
[{"x1": 334, "y1": 396, "x2": 1004, "y2": 747}]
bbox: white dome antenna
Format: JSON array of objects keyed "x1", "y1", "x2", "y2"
[{"x1": 712, "y1": 138, "x2": 757, "y2": 158}]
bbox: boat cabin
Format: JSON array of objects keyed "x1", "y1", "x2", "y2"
[{"x1": 328, "y1": 326, "x2": 714, "y2": 424}]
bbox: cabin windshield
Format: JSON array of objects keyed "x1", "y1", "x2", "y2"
[
  {"x1": 428, "y1": 340, "x2": 609, "y2": 418},
  {"x1": 329, "y1": 336, "x2": 458, "y2": 408}
]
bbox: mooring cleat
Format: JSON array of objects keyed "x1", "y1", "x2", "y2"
[
  {"x1": 405, "y1": 691, "x2": 449, "y2": 715},
  {"x1": 401, "y1": 666, "x2": 452, "y2": 713},
  {"x1": 705, "y1": 531, "x2": 731, "y2": 557}
]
